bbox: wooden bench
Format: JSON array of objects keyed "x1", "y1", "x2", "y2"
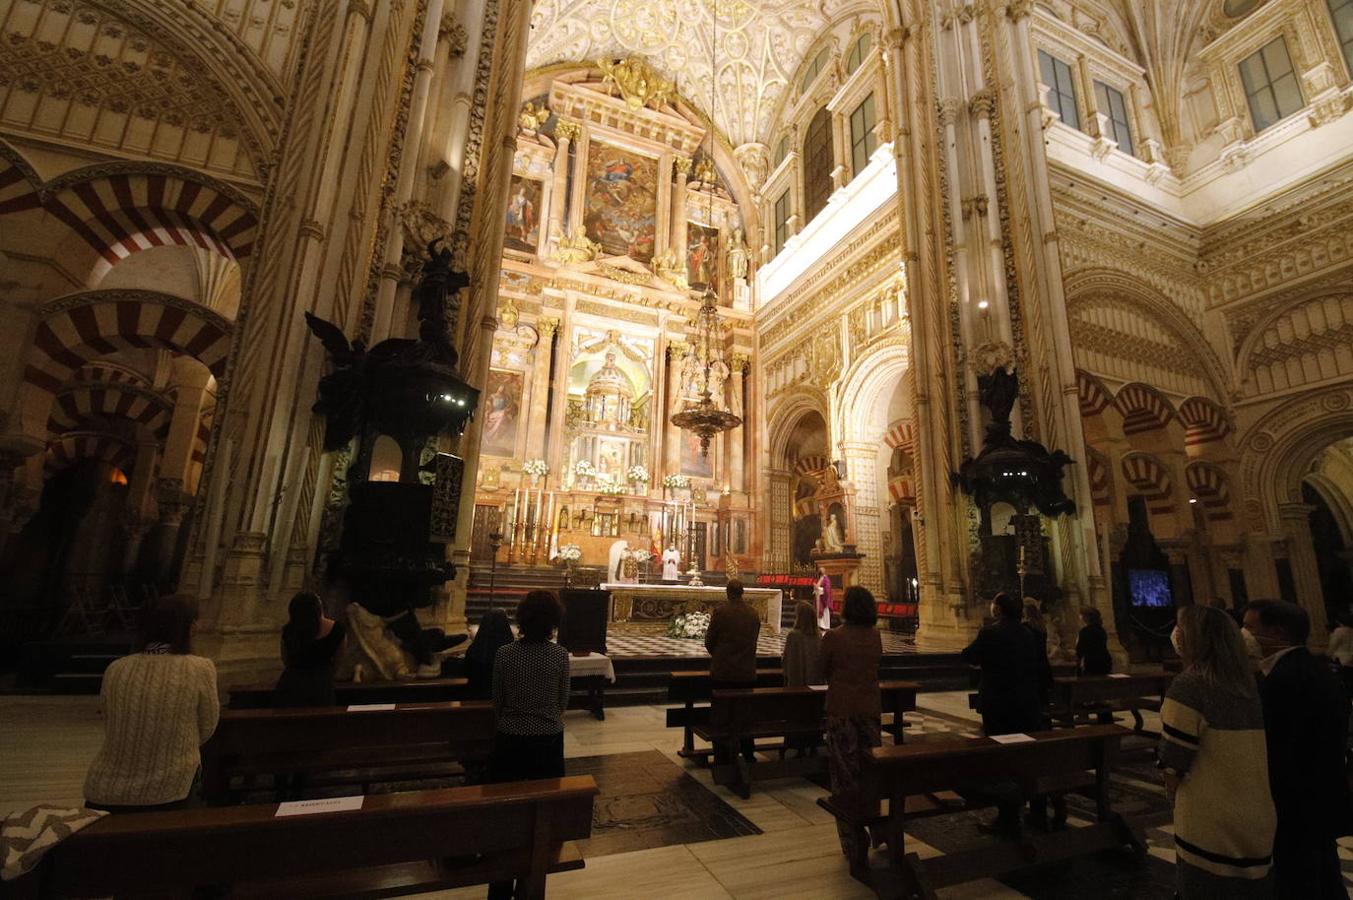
[
  {"x1": 697, "y1": 682, "x2": 920, "y2": 799},
  {"x1": 818, "y1": 724, "x2": 1141, "y2": 897},
  {"x1": 228, "y1": 677, "x2": 472, "y2": 709},
  {"x1": 9, "y1": 776, "x2": 598, "y2": 900},
  {"x1": 665, "y1": 669, "x2": 785, "y2": 762},
  {"x1": 1049, "y1": 673, "x2": 1173, "y2": 733},
  {"x1": 202, "y1": 701, "x2": 495, "y2": 805}
]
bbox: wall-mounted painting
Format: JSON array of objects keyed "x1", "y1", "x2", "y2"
[
  {"x1": 482, "y1": 369, "x2": 524, "y2": 457},
  {"x1": 680, "y1": 428, "x2": 714, "y2": 479},
  {"x1": 584, "y1": 144, "x2": 658, "y2": 263},
  {"x1": 505, "y1": 175, "x2": 543, "y2": 254},
  {"x1": 687, "y1": 222, "x2": 720, "y2": 294}
]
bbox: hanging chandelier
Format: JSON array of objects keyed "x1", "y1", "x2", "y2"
[{"x1": 671, "y1": 1, "x2": 742, "y2": 457}]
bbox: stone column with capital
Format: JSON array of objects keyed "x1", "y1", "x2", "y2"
[
  {"x1": 840, "y1": 441, "x2": 884, "y2": 596},
  {"x1": 727, "y1": 353, "x2": 749, "y2": 494},
  {"x1": 664, "y1": 343, "x2": 689, "y2": 483},
  {"x1": 1278, "y1": 502, "x2": 1330, "y2": 650},
  {"x1": 151, "y1": 477, "x2": 191, "y2": 585},
  {"x1": 547, "y1": 121, "x2": 579, "y2": 257},
  {"x1": 524, "y1": 317, "x2": 558, "y2": 459},
  {"x1": 671, "y1": 157, "x2": 692, "y2": 269}
]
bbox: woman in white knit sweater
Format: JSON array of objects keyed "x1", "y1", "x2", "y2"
[{"x1": 84, "y1": 597, "x2": 220, "y2": 812}]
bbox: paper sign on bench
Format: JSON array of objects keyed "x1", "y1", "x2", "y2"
[
  {"x1": 276, "y1": 796, "x2": 365, "y2": 817},
  {"x1": 989, "y1": 733, "x2": 1036, "y2": 744},
  {"x1": 347, "y1": 703, "x2": 397, "y2": 711},
  {"x1": 1107, "y1": 673, "x2": 1131, "y2": 679},
  {"x1": 808, "y1": 684, "x2": 828, "y2": 691}
]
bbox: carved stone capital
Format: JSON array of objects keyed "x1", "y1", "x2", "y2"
[
  {"x1": 537, "y1": 316, "x2": 561, "y2": 339},
  {"x1": 554, "y1": 120, "x2": 582, "y2": 143},
  {"x1": 439, "y1": 13, "x2": 468, "y2": 57},
  {"x1": 969, "y1": 89, "x2": 995, "y2": 120},
  {"x1": 673, "y1": 155, "x2": 693, "y2": 176},
  {"x1": 937, "y1": 98, "x2": 962, "y2": 127},
  {"x1": 348, "y1": 0, "x2": 373, "y2": 21},
  {"x1": 298, "y1": 218, "x2": 326, "y2": 242},
  {"x1": 1005, "y1": 0, "x2": 1035, "y2": 21}
]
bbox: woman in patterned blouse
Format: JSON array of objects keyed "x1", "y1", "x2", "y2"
[
  {"x1": 489, "y1": 590, "x2": 571, "y2": 784},
  {"x1": 1158, "y1": 604, "x2": 1275, "y2": 898}
]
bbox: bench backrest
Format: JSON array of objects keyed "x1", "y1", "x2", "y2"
[
  {"x1": 1053, "y1": 673, "x2": 1173, "y2": 706},
  {"x1": 709, "y1": 681, "x2": 920, "y2": 731},
  {"x1": 868, "y1": 725, "x2": 1125, "y2": 796},
  {"x1": 229, "y1": 677, "x2": 472, "y2": 709},
  {"x1": 205, "y1": 701, "x2": 495, "y2": 761},
  {"x1": 667, "y1": 669, "x2": 784, "y2": 703},
  {"x1": 32, "y1": 776, "x2": 598, "y2": 898}
]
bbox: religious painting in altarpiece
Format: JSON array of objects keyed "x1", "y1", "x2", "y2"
[
  {"x1": 680, "y1": 428, "x2": 715, "y2": 479},
  {"x1": 505, "y1": 174, "x2": 544, "y2": 254},
  {"x1": 482, "y1": 368, "x2": 524, "y2": 457},
  {"x1": 583, "y1": 142, "x2": 659, "y2": 263},
  {"x1": 686, "y1": 221, "x2": 720, "y2": 295}
]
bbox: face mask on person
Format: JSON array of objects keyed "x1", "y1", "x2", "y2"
[
  {"x1": 1241, "y1": 626, "x2": 1263, "y2": 659},
  {"x1": 1170, "y1": 626, "x2": 1184, "y2": 657}
]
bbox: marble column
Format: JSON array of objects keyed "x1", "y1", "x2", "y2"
[
  {"x1": 1278, "y1": 501, "x2": 1330, "y2": 650},
  {"x1": 547, "y1": 121, "x2": 579, "y2": 255},
  {"x1": 152, "y1": 477, "x2": 191, "y2": 584},
  {"x1": 671, "y1": 157, "x2": 692, "y2": 267},
  {"x1": 664, "y1": 343, "x2": 688, "y2": 483},
  {"x1": 524, "y1": 318, "x2": 558, "y2": 459},
  {"x1": 0, "y1": 435, "x2": 44, "y2": 557},
  {"x1": 160, "y1": 369, "x2": 212, "y2": 496},
  {"x1": 727, "y1": 353, "x2": 748, "y2": 494}
]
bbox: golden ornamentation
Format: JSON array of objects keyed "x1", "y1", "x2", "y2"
[
  {"x1": 596, "y1": 262, "x2": 654, "y2": 286},
  {"x1": 597, "y1": 56, "x2": 675, "y2": 112},
  {"x1": 519, "y1": 102, "x2": 548, "y2": 133},
  {"x1": 674, "y1": 156, "x2": 694, "y2": 176},
  {"x1": 651, "y1": 248, "x2": 689, "y2": 291},
  {"x1": 498, "y1": 295, "x2": 521, "y2": 330},
  {"x1": 554, "y1": 120, "x2": 582, "y2": 142},
  {"x1": 554, "y1": 229, "x2": 602, "y2": 264},
  {"x1": 693, "y1": 158, "x2": 717, "y2": 186}
]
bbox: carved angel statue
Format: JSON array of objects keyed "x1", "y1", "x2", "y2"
[
  {"x1": 822, "y1": 513, "x2": 846, "y2": 553},
  {"x1": 303, "y1": 312, "x2": 368, "y2": 451},
  {"x1": 726, "y1": 228, "x2": 750, "y2": 281},
  {"x1": 413, "y1": 238, "x2": 469, "y2": 366},
  {"x1": 652, "y1": 248, "x2": 689, "y2": 290},
  {"x1": 518, "y1": 102, "x2": 547, "y2": 133}
]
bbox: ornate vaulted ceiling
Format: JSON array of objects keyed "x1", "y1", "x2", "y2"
[{"x1": 527, "y1": 0, "x2": 879, "y2": 147}]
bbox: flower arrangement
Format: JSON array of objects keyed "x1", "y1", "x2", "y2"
[
  {"x1": 573, "y1": 460, "x2": 597, "y2": 478},
  {"x1": 522, "y1": 459, "x2": 549, "y2": 478},
  {"x1": 553, "y1": 543, "x2": 582, "y2": 563},
  {"x1": 598, "y1": 481, "x2": 628, "y2": 496},
  {"x1": 627, "y1": 464, "x2": 650, "y2": 484},
  {"x1": 666, "y1": 609, "x2": 710, "y2": 639},
  {"x1": 662, "y1": 473, "x2": 690, "y2": 489},
  {"x1": 629, "y1": 548, "x2": 652, "y2": 563}
]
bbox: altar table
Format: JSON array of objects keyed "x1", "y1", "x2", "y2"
[{"x1": 602, "y1": 583, "x2": 783, "y2": 634}]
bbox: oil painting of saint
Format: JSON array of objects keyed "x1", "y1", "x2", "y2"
[
  {"x1": 584, "y1": 144, "x2": 658, "y2": 263},
  {"x1": 504, "y1": 176, "x2": 542, "y2": 253},
  {"x1": 680, "y1": 428, "x2": 714, "y2": 479},
  {"x1": 686, "y1": 223, "x2": 720, "y2": 294},
  {"x1": 482, "y1": 369, "x2": 524, "y2": 457}
]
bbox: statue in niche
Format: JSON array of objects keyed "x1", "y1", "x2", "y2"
[
  {"x1": 727, "y1": 228, "x2": 749, "y2": 281},
  {"x1": 822, "y1": 513, "x2": 846, "y2": 553}
]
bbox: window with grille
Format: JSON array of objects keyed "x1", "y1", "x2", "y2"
[
  {"x1": 846, "y1": 33, "x2": 872, "y2": 75},
  {"x1": 1037, "y1": 49, "x2": 1080, "y2": 130},
  {"x1": 1093, "y1": 81, "x2": 1135, "y2": 157},
  {"x1": 850, "y1": 93, "x2": 879, "y2": 177},
  {"x1": 1239, "y1": 37, "x2": 1304, "y2": 132},
  {"x1": 774, "y1": 190, "x2": 791, "y2": 256},
  {"x1": 1328, "y1": 0, "x2": 1353, "y2": 79},
  {"x1": 802, "y1": 107, "x2": 833, "y2": 224},
  {"x1": 800, "y1": 47, "x2": 830, "y2": 94}
]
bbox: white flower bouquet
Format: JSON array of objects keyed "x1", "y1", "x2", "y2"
[
  {"x1": 574, "y1": 460, "x2": 597, "y2": 477},
  {"x1": 630, "y1": 548, "x2": 652, "y2": 563},
  {"x1": 666, "y1": 610, "x2": 711, "y2": 639},
  {"x1": 662, "y1": 473, "x2": 690, "y2": 489},
  {"x1": 522, "y1": 459, "x2": 550, "y2": 477},
  {"x1": 553, "y1": 543, "x2": 582, "y2": 563},
  {"x1": 627, "y1": 464, "x2": 650, "y2": 484},
  {"x1": 598, "y1": 481, "x2": 628, "y2": 496}
]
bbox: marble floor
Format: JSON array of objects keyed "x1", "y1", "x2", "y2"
[{"x1": 5, "y1": 692, "x2": 1352, "y2": 899}]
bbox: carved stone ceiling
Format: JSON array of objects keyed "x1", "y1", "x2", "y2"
[
  {"x1": 527, "y1": 0, "x2": 871, "y2": 147},
  {"x1": 0, "y1": 0, "x2": 270, "y2": 181}
]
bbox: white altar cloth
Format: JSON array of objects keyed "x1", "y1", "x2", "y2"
[{"x1": 567, "y1": 652, "x2": 615, "y2": 683}]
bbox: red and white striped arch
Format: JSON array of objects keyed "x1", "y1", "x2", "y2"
[
  {"x1": 48, "y1": 382, "x2": 172, "y2": 443},
  {"x1": 0, "y1": 162, "x2": 42, "y2": 215},
  {"x1": 45, "y1": 431, "x2": 137, "y2": 477},
  {"x1": 1178, "y1": 397, "x2": 1232, "y2": 447},
  {"x1": 46, "y1": 172, "x2": 258, "y2": 281},
  {"x1": 1084, "y1": 446, "x2": 1112, "y2": 507},
  {"x1": 884, "y1": 419, "x2": 916, "y2": 451},
  {"x1": 1186, "y1": 461, "x2": 1233, "y2": 522},
  {"x1": 887, "y1": 475, "x2": 916, "y2": 504},
  {"x1": 793, "y1": 455, "x2": 832, "y2": 477},
  {"x1": 1114, "y1": 383, "x2": 1176, "y2": 436},
  {"x1": 1076, "y1": 370, "x2": 1114, "y2": 419},
  {"x1": 72, "y1": 361, "x2": 153, "y2": 389},
  {"x1": 23, "y1": 292, "x2": 231, "y2": 394},
  {"x1": 1121, "y1": 452, "x2": 1175, "y2": 516}
]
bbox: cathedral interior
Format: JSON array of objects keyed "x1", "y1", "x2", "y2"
[{"x1": 3, "y1": 0, "x2": 1353, "y2": 896}]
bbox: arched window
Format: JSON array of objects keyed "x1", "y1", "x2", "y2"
[
  {"x1": 802, "y1": 107, "x2": 833, "y2": 225},
  {"x1": 846, "y1": 32, "x2": 872, "y2": 75}
]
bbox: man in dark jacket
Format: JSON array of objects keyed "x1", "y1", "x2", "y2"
[
  {"x1": 705, "y1": 580, "x2": 761, "y2": 763},
  {"x1": 1243, "y1": 600, "x2": 1351, "y2": 900},
  {"x1": 961, "y1": 592, "x2": 1045, "y2": 834}
]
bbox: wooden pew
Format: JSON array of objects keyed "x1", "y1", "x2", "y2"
[
  {"x1": 665, "y1": 669, "x2": 785, "y2": 762},
  {"x1": 1049, "y1": 672, "x2": 1173, "y2": 732},
  {"x1": 819, "y1": 725, "x2": 1141, "y2": 897},
  {"x1": 228, "y1": 677, "x2": 471, "y2": 709},
  {"x1": 11, "y1": 777, "x2": 598, "y2": 900},
  {"x1": 202, "y1": 701, "x2": 495, "y2": 805},
  {"x1": 698, "y1": 681, "x2": 920, "y2": 799}
]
